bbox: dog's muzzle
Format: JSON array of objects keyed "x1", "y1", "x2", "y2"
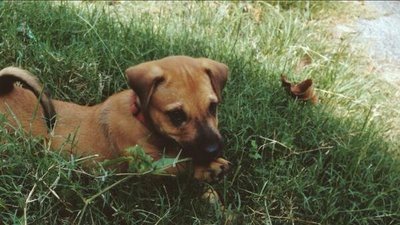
[{"x1": 182, "y1": 122, "x2": 224, "y2": 164}]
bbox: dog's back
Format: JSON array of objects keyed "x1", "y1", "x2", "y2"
[{"x1": 0, "y1": 67, "x2": 55, "y2": 136}]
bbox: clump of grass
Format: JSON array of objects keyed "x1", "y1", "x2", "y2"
[{"x1": 0, "y1": 2, "x2": 399, "y2": 224}]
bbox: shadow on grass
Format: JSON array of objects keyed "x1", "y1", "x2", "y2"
[{"x1": 0, "y1": 2, "x2": 399, "y2": 225}]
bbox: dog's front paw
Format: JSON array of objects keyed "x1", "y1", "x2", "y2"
[{"x1": 193, "y1": 158, "x2": 231, "y2": 183}]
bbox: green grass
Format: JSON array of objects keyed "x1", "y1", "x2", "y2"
[{"x1": 1, "y1": 1, "x2": 399, "y2": 224}]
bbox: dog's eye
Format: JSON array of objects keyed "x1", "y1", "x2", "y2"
[
  {"x1": 167, "y1": 109, "x2": 187, "y2": 127},
  {"x1": 209, "y1": 102, "x2": 218, "y2": 117}
]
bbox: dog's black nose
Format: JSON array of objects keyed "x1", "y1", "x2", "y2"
[
  {"x1": 204, "y1": 142, "x2": 222, "y2": 160},
  {"x1": 206, "y1": 143, "x2": 219, "y2": 154}
]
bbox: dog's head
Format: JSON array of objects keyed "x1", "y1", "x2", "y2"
[{"x1": 125, "y1": 56, "x2": 228, "y2": 164}]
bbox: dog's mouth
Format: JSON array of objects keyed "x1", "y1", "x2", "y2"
[
  {"x1": 143, "y1": 114, "x2": 223, "y2": 164},
  {"x1": 156, "y1": 133, "x2": 222, "y2": 164},
  {"x1": 180, "y1": 140, "x2": 223, "y2": 165}
]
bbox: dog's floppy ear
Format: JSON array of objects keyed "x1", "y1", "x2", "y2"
[
  {"x1": 199, "y1": 58, "x2": 229, "y2": 101},
  {"x1": 125, "y1": 63, "x2": 164, "y2": 110}
]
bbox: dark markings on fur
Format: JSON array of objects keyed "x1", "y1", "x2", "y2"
[
  {"x1": 98, "y1": 105, "x2": 118, "y2": 154},
  {"x1": 0, "y1": 69, "x2": 56, "y2": 130}
]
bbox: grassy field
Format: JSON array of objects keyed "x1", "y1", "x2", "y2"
[{"x1": 1, "y1": 2, "x2": 399, "y2": 224}]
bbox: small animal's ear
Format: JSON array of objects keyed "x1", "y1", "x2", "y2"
[
  {"x1": 125, "y1": 63, "x2": 164, "y2": 110},
  {"x1": 199, "y1": 58, "x2": 229, "y2": 101}
]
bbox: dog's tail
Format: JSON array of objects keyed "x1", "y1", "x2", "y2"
[{"x1": 0, "y1": 67, "x2": 56, "y2": 130}]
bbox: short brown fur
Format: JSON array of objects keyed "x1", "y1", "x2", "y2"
[{"x1": 0, "y1": 56, "x2": 230, "y2": 182}]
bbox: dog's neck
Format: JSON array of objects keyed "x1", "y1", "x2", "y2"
[
  {"x1": 131, "y1": 92, "x2": 146, "y2": 125},
  {"x1": 130, "y1": 91, "x2": 183, "y2": 153}
]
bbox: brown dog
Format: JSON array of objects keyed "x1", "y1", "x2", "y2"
[{"x1": 0, "y1": 56, "x2": 230, "y2": 182}]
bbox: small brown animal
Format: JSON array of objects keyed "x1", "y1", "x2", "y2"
[{"x1": 0, "y1": 56, "x2": 230, "y2": 182}]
